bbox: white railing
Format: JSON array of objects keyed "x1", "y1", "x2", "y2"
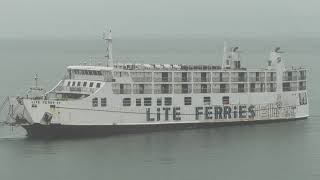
[
  {"x1": 174, "y1": 89, "x2": 192, "y2": 94},
  {"x1": 131, "y1": 77, "x2": 152, "y2": 82},
  {"x1": 212, "y1": 88, "x2": 230, "y2": 93},
  {"x1": 112, "y1": 89, "x2": 132, "y2": 94},
  {"x1": 212, "y1": 77, "x2": 229, "y2": 82},
  {"x1": 55, "y1": 86, "x2": 97, "y2": 94},
  {"x1": 133, "y1": 89, "x2": 153, "y2": 94},
  {"x1": 193, "y1": 88, "x2": 212, "y2": 93},
  {"x1": 153, "y1": 77, "x2": 172, "y2": 82}
]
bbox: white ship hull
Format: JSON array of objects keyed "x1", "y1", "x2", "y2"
[
  {"x1": 9, "y1": 91, "x2": 309, "y2": 138},
  {"x1": 22, "y1": 117, "x2": 308, "y2": 138}
]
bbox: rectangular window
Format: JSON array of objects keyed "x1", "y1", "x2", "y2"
[
  {"x1": 161, "y1": 84, "x2": 169, "y2": 94},
  {"x1": 162, "y1": 72, "x2": 169, "y2": 82},
  {"x1": 204, "y1": 96, "x2": 211, "y2": 105},
  {"x1": 270, "y1": 83, "x2": 275, "y2": 92},
  {"x1": 182, "y1": 84, "x2": 189, "y2": 93},
  {"x1": 239, "y1": 72, "x2": 246, "y2": 82},
  {"x1": 83, "y1": 82, "x2": 87, "y2": 87},
  {"x1": 182, "y1": 72, "x2": 188, "y2": 82},
  {"x1": 139, "y1": 84, "x2": 144, "y2": 94},
  {"x1": 283, "y1": 82, "x2": 291, "y2": 91},
  {"x1": 184, "y1": 97, "x2": 192, "y2": 105},
  {"x1": 288, "y1": 72, "x2": 293, "y2": 81},
  {"x1": 201, "y1": 72, "x2": 207, "y2": 82},
  {"x1": 201, "y1": 84, "x2": 208, "y2": 93},
  {"x1": 250, "y1": 83, "x2": 255, "y2": 92},
  {"x1": 123, "y1": 98, "x2": 131, "y2": 107},
  {"x1": 120, "y1": 84, "x2": 124, "y2": 94},
  {"x1": 92, "y1": 98, "x2": 98, "y2": 107},
  {"x1": 220, "y1": 84, "x2": 226, "y2": 93},
  {"x1": 222, "y1": 96, "x2": 229, "y2": 105},
  {"x1": 144, "y1": 97, "x2": 152, "y2": 106},
  {"x1": 77, "y1": 82, "x2": 81, "y2": 87},
  {"x1": 256, "y1": 72, "x2": 260, "y2": 81},
  {"x1": 136, "y1": 98, "x2": 141, "y2": 106},
  {"x1": 238, "y1": 84, "x2": 245, "y2": 92},
  {"x1": 270, "y1": 73, "x2": 275, "y2": 81},
  {"x1": 101, "y1": 98, "x2": 107, "y2": 107},
  {"x1": 260, "y1": 83, "x2": 265, "y2": 92},
  {"x1": 89, "y1": 82, "x2": 94, "y2": 88},
  {"x1": 157, "y1": 98, "x2": 162, "y2": 106},
  {"x1": 164, "y1": 97, "x2": 172, "y2": 106},
  {"x1": 96, "y1": 83, "x2": 101, "y2": 88},
  {"x1": 219, "y1": 72, "x2": 223, "y2": 82}
]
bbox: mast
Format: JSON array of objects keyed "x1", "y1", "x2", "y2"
[
  {"x1": 222, "y1": 42, "x2": 229, "y2": 69},
  {"x1": 103, "y1": 28, "x2": 113, "y2": 67},
  {"x1": 34, "y1": 73, "x2": 38, "y2": 89}
]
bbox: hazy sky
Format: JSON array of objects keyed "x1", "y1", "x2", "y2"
[{"x1": 0, "y1": 0, "x2": 319, "y2": 38}]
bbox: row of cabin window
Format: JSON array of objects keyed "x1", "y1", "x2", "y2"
[
  {"x1": 67, "y1": 81, "x2": 101, "y2": 88},
  {"x1": 123, "y1": 97, "x2": 172, "y2": 107},
  {"x1": 92, "y1": 98, "x2": 107, "y2": 107},
  {"x1": 122, "y1": 96, "x2": 230, "y2": 107},
  {"x1": 73, "y1": 69, "x2": 102, "y2": 76},
  {"x1": 131, "y1": 72, "x2": 277, "y2": 82}
]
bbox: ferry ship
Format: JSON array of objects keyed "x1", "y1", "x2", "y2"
[{"x1": 3, "y1": 30, "x2": 309, "y2": 137}]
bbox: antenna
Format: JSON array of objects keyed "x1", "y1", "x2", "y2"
[
  {"x1": 103, "y1": 28, "x2": 113, "y2": 67},
  {"x1": 34, "y1": 73, "x2": 38, "y2": 88},
  {"x1": 222, "y1": 41, "x2": 227, "y2": 69}
]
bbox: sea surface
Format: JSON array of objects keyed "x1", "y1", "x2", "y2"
[{"x1": 0, "y1": 37, "x2": 319, "y2": 180}]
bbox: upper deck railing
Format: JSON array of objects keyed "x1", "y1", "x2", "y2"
[{"x1": 55, "y1": 86, "x2": 97, "y2": 94}]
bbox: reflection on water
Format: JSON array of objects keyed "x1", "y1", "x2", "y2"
[{"x1": 0, "y1": 119, "x2": 318, "y2": 180}]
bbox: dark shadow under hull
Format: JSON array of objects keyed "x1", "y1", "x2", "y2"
[{"x1": 22, "y1": 117, "x2": 308, "y2": 139}]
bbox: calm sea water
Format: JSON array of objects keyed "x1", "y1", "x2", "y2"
[{"x1": 0, "y1": 37, "x2": 319, "y2": 180}]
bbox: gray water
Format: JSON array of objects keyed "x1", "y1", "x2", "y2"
[{"x1": 0, "y1": 37, "x2": 319, "y2": 180}]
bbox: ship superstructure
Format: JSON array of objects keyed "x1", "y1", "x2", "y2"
[{"x1": 4, "y1": 30, "x2": 309, "y2": 137}]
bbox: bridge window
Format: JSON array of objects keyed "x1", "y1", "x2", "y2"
[
  {"x1": 72, "y1": 81, "x2": 76, "y2": 87},
  {"x1": 101, "y1": 98, "x2": 107, "y2": 107},
  {"x1": 83, "y1": 82, "x2": 87, "y2": 87},
  {"x1": 164, "y1": 97, "x2": 172, "y2": 106},
  {"x1": 123, "y1": 98, "x2": 131, "y2": 107},
  {"x1": 96, "y1": 83, "x2": 101, "y2": 88},
  {"x1": 77, "y1": 82, "x2": 81, "y2": 87},
  {"x1": 89, "y1": 82, "x2": 94, "y2": 88},
  {"x1": 184, "y1": 97, "x2": 192, "y2": 105},
  {"x1": 92, "y1": 98, "x2": 98, "y2": 107},
  {"x1": 67, "y1": 81, "x2": 71, "y2": 86},
  {"x1": 144, "y1": 97, "x2": 152, "y2": 106}
]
